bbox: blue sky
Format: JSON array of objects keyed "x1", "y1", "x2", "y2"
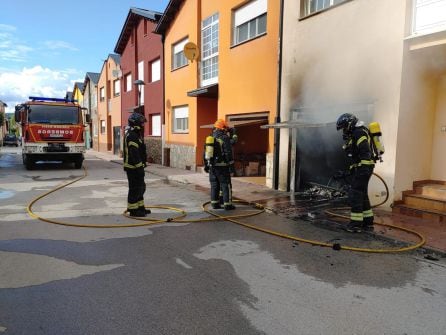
[{"x1": 0, "y1": 0, "x2": 169, "y2": 113}]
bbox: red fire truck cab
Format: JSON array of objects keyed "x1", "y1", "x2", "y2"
[{"x1": 15, "y1": 96, "x2": 89, "y2": 170}]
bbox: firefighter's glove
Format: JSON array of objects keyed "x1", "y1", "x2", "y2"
[
  {"x1": 342, "y1": 144, "x2": 353, "y2": 158},
  {"x1": 204, "y1": 165, "x2": 210, "y2": 173},
  {"x1": 229, "y1": 128, "x2": 238, "y2": 144}
]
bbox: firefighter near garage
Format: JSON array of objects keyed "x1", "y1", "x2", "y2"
[
  {"x1": 335, "y1": 113, "x2": 385, "y2": 233},
  {"x1": 203, "y1": 119, "x2": 236, "y2": 210},
  {"x1": 124, "y1": 112, "x2": 150, "y2": 217}
]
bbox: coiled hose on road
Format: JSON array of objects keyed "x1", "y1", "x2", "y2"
[{"x1": 26, "y1": 166, "x2": 425, "y2": 253}]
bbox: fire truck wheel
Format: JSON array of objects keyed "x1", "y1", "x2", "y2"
[
  {"x1": 74, "y1": 159, "x2": 83, "y2": 169},
  {"x1": 24, "y1": 158, "x2": 35, "y2": 170}
]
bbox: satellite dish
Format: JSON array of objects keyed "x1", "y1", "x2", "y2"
[{"x1": 184, "y1": 42, "x2": 199, "y2": 62}]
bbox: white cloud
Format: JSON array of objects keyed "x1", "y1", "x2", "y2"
[
  {"x1": 0, "y1": 24, "x2": 16, "y2": 32},
  {"x1": 43, "y1": 40, "x2": 79, "y2": 51},
  {"x1": 0, "y1": 66, "x2": 83, "y2": 113},
  {"x1": 0, "y1": 26, "x2": 78, "y2": 65},
  {"x1": 0, "y1": 25, "x2": 33, "y2": 63}
]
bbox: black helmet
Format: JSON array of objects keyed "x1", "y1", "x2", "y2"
[
  {"x1": 128, "y1": 113, "x2": 146, "y2": 127},
  {"x1": 336, "y1": 113, "x2": 358, "y2": 132}
]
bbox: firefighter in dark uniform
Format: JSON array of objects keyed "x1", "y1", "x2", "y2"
[
  {"x1": 204, "y1": 119, "x2": 236, "y2": 210},
  {"x1": 336, "y1": 113, "x2": 375, "y2": 232},
  {"x1": 124, "y1": 113, "x2": 150, "y2": 217}
]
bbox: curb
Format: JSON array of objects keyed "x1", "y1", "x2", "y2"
[{"x1": 94, "y1": 152, "x2": 446, "y2": 258}]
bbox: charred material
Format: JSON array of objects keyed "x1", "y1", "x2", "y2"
[{"x1": 270, "y1": 183, "x2": 348, "y2": 222}]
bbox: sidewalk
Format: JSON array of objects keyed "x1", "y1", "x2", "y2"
[{"x1": 87, "y1": 150, "x2": 445, "y2": 256}]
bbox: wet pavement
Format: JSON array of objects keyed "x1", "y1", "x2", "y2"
[
  {"x1": 1, "y1": 147, "x2": 446, "y2": 334},
  {"x1": 89, "y1": 149, "x2": 446, "y2": 256}
]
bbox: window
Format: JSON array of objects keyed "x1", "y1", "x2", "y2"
[
  {"x1": 151, "y1": 114, "x2": 161, "y2": 136},
  {"x1": 125, "y1": 73, "x2": 132, "y2": 92},
  {"x1": 113, "y1": 79, "x2": 120, "y2": 96},
  {"x1": 150, "y1": 59, "x2": 161, "y2": 82},
  {"x1": 100, "y1": 120, "x2": 106, "y2": 134},
  {"x1": 412, "y1": 0, "x2": 446, "y2": 35},
  {"x1": 99, "y1": 87, "x2": 105, "y2": 102},
  {"x1": 172, "y1": 38, "x2": 188, "y2": 70},
  {"x1": 233, "y1": 0, "x2": 267, "y2": 45},
  {"x1": 303, "y1": 0, "x2": 346, "y2": 16},
  {"x1": 27, "y1": 105, "x2": 79, "y2": 124},
  {"x1": 201, "y1": 13, "x2": 219, "y2": 86},
  {"x1": 172, "y1": 106, "x2": 188, "y2": 133}
]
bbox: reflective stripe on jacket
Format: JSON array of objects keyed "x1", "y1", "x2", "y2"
[
  {"x1": 348, "y1": 126, "x2": 375, "y2": 170},
  {"x1": 123, "y1": 128, "x2": 147, "y2": 171}
]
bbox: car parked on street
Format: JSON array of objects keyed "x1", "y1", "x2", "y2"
[{"x1": 3, "y1": 134, "x2": 19, "y2": 147}]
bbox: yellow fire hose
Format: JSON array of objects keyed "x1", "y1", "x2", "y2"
[{"x1": 26, "y1": 166, "x2": 425, "y2": 253}]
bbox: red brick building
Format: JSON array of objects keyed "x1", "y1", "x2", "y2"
[{"x1": 114, "y1": 7, "x2": 164, "y2": 163}]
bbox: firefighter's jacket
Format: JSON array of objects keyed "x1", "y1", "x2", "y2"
[
  {"x1": 123, "y1": 127, "x2": 147, "y2": 171},
  {"x1": 211, "y1": 129, "x2": 234, "y2": 167},
  {"x1": 344, "y1": 126, "x2": 375, "y2": 170}
]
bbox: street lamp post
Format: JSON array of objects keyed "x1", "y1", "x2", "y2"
[{"x1": 133, "y1": 79, "x2": 145, "y2": 112}]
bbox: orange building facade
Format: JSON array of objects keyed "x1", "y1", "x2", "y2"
[
  {"x1": 156, "y1": 0, "x2": 279, "y2": 183},
  {"x1": 97, "y1": 54, "x2": 122, "y2": 153}
]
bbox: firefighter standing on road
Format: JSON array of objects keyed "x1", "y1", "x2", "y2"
[
  {"x1": 204, "y1": 119, "x2": 236, "y2": 210},
  {"x1": 124, "y1": 113, "x2": 150, "y2": 217},
  {"x1": 336, "y1": 113, "x2": 375, "y2": 232}
]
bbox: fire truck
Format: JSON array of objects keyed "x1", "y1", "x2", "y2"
[{"x1": 15, "y1": 96, "x2": 89, "y2": 170}]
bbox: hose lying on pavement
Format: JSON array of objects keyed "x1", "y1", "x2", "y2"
[{"x1": 26, "y1": 166, "x2": 425, "y2": 253}]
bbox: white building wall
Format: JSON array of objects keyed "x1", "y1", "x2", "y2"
[
  {"x1": 431, "y1": 76, "x2": 446, "y2": 179},
  {"x1": 280, "y1": 0, "x2": 408, "y2": 204}
]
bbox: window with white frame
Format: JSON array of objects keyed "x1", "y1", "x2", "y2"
[
  {"x1": 201, "y1": 13, "x2": 219, "y2": 86},
  {"x1": 100, "y1": 120, "x2": 106, "y2": 134},
  {"x1": 150, "y1": 59, "x2": 161, "y2": 82},
  {"x1": 113, "y1": 79, "x2": 120, "y2": 96},
  {"x1": 172, "y1": 38, "x2": 188, "y2": 70},
  {"x1": 303, "y1": 0, "x2": 346, "y2": 16},
  {"x1": 172, "y1": 105, "x2": 188, "y2": 133},
  {"x1": 99, "y1": 87, "x2": 105, "y2": 102},
  {"x1": 233, "y1": 0, "x2": 267, "y2": 45},
  {"x1": 412, "y1": 0, "x2": 446, "y2": 35},
  {"x1": 125, "y1": 73, "x2": 132, "y2": 92},
  {"x1": 151, "y1": 114, "x2": 161, "y2": 136}
]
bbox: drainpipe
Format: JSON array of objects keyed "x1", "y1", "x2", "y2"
[
  {"x1": 273, "y1": 0, "x2": 285, "y2": 190},
  {"x1": 161, "y1": 34, "x2": 166, "y2": 166}
]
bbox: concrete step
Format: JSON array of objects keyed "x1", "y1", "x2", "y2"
[
  {"x1": 415, "y1": 183, "x2": 446, "y2": 201},
  {"x1": 403, "y1": 193, "x2": 446, "y2": 212},
  {"x1": 392, "y1": 204, "x2": 446, "y2": 223}
]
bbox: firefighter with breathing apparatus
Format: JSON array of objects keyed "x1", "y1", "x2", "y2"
[
  {"x1": 335, "y1": 113, "x2": 385, "y2": 232},
  {"x1": 124, "y1": 112, "x2": 150, "y2": 217},
  {"x1": 204, "y1": 119, "x2": 236, "y2": 210}
]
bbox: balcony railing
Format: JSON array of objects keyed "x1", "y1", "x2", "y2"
[{"x1": 413, "y1": 0, "x2": 446, "y2": 35}]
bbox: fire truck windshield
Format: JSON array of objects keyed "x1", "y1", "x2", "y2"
[{"x1": 27, "y1": 105, "x2": 80, "y2": 124}]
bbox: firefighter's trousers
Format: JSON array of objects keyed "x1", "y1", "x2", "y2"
[
  {"x1": 126, "y1": 168, "x2": 146, "y2": 211},
  {"x1": 349, "y1": 165, "x2": 374, "y2": 224},
  {"x1": 209, "y1": 166, "x2": 232, "y2": 207}
]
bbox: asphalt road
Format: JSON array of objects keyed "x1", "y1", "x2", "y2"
[{"x1": 0, "y1": 147, "x2": 445, "y2": 335}]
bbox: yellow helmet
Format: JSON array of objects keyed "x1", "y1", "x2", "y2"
[{"x1": 214, "y1": 119, "x2": 228, "y2": 130}]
